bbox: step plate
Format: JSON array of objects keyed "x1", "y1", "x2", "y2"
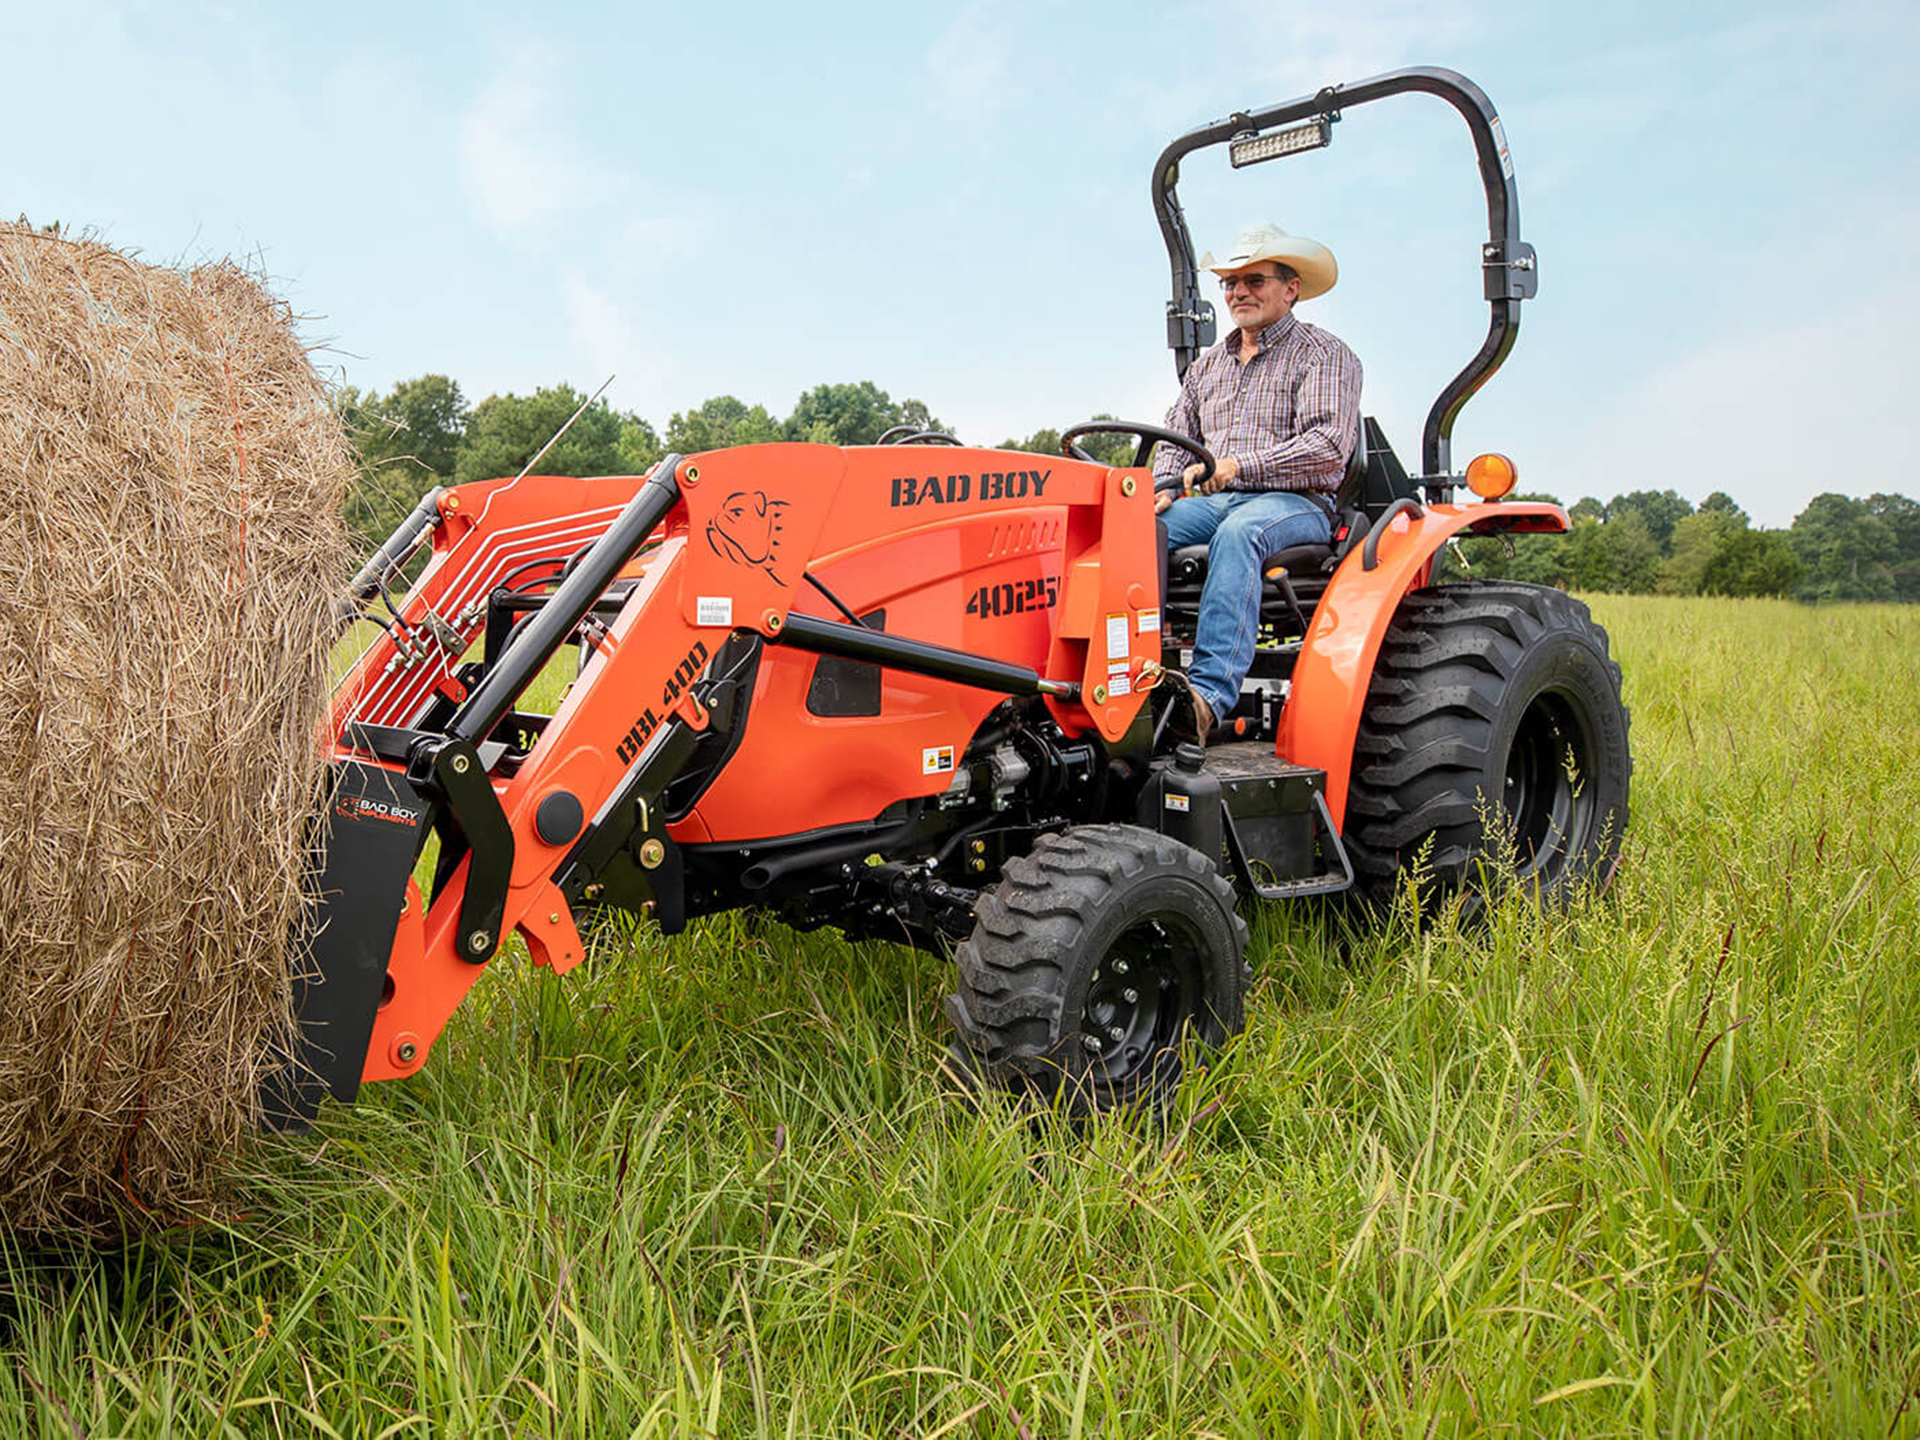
[{"x1": 1202, "y1": 742, "x2": 1325, "y2": 882}]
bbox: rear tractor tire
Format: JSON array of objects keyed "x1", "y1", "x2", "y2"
[
  {"x1": 946, "y1": 824, "x2": 1246, "y2": 1118},
  {"x1": 1345, "y1": 581, "x2": 1631, "y2": 907}
]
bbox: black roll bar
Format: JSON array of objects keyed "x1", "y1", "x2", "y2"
[{"x1": 1150, "y1": 66, "x2": 1537, "y2": 482}]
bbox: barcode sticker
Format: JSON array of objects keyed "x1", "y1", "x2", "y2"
[{"x1": 696, "y1": 595, "x2": 733, "y2": 626}]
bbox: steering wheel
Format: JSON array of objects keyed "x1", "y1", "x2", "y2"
[{"x1": 1058, "y1": 420, "x2": 1216, "y2": 492}]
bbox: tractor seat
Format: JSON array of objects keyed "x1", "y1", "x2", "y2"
[
  {"x1": 1165, "y1": 418, "x2": 1371, "y2": 589},
  {"x1": 1169, "y1": 536, "x2": 1335, "y2": 586}
]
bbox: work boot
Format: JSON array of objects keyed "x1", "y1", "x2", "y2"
[
  {"x1": 1169, "y1": 690, "x2": 1215, "y2": 746},
  {"x1": 1191, "y1": 692, "x2": 1215, "y2": 746}
]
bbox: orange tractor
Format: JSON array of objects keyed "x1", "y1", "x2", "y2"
[{"x1": 273, "y1": 67, "x2": 1629, "y2": 1123}]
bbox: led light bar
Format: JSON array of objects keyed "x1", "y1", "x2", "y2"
[{"x1": 1228, "y1": 118, "x2": 1332, "y2": 168}]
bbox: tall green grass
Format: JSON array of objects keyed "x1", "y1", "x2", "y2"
[{"x1": 6, "y1": 596, "x2": 1919, "y2": 1436}]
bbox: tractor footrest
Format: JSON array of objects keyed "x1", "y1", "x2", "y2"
[{"x1": 1203, "y1": 744, "x2": 1353, "y2": 899}]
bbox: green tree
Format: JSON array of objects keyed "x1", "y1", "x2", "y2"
[
  {"x1": 1789, "y1": 493, "x2": 1898, "y2": 602},
  {"x1": 1568, "y1": 496, "x2": 1606, "y2": 524},
  {"x1": 456, "y1": 386, "x2": 644, "y2": 485},
  {"x1": 1000, "y1": 414, "x2": 1133, "y2": 468},
  {"x1": 1606, "y1": 489, "x2": 1693, "y2": 552},
  {"x1": 1660, "y1": 508, "x2": 1746, "y2": 595},
  {"x1": 1699, "y1": 528, "x2": 1802, "y2": 597},
  {"x1": 1565, "y1": 509, "x2": 1660, "y2": 593},
  {"x1": 615, "y1": 416, "x2": 664, "y2": 473},
  {"x1": 368, "y1": 374, "x2": 468, "y2": 478},
  {"x1": 665, "y1": 395, "x2": 784, "y2": 453},
  {"x1": 1864, "y1": 493, "x2": 1920, "y2": 601},
  {"x1": 337, "y1": 375, "x2": 471, "y2": 551},
  {"x1": 1699, "y1": 491, "x2": 1748, "y2": 522},
  {"x1": 784, "y1": 381, "x2": 947, "y2": 446}
]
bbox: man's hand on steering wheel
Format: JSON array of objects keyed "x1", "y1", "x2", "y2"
[{"x1": 1156, "y1": 455, "x2": 1240, "y2": 512}]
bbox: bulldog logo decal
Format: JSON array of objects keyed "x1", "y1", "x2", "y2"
[{"x1": 706, "y1": 490, "x2": 791, "y2": 586}]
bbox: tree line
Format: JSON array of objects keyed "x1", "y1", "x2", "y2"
[
  {"x1": 336, "y1": 376, "x2": 1135, "y2": 551},
  {"x1": 337, "y1": 376, "x2": 1917, "y2": 603},
  {"x1": 1453, "y1": 487, "x2": 1920, "y2": 603}
]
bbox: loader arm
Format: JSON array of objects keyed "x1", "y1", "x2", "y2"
[{"x1": 276, "y1": 443, "x2": 1159, "y2": 1123}]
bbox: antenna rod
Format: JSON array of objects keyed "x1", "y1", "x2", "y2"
[{"x1": 511, "y1": 374, "x2": 616, "y2": 483}]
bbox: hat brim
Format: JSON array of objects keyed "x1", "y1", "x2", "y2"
[{"x1": 1201, "y1": 237, "x2": 1338, "y2": 301}]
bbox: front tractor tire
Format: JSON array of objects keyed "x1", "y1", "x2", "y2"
[
  {"x1": 946, "y1": 825, "x2": 1246, "y2": 1118},
  {"x1": 1346, "y1": 581, "x2": 1631, "y2": 907}
]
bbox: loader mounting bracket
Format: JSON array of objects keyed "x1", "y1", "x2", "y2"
[{"x1": 408, "y1": 736, "x2": 514, "y2": 962}]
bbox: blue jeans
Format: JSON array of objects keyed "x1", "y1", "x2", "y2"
[{"x1": 1163, "y1": 489, "x2": 1333, "y2": 720}]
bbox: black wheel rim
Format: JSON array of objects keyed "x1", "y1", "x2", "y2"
[
  {"x1": 1501, "y1": 687, "x2": 1595, "y2": 885},
  {"x1": 1080, "y1": 914, "x2": 1205, "y2": 1086}
]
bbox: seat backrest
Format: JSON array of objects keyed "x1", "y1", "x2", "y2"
[
  {"x1": 1334, "y1": 417, "x2": 1371, "y2": 512},
  {"x1": 1337, "y1": 416, "x2": 1417, "y2": 520}
]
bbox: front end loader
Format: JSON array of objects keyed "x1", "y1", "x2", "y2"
[{"x1": 270, "y1": 66, "x2": 1629, "y2": 1125}]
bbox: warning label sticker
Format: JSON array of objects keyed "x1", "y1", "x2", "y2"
[
  {"x1": 1164, "y1": 793, "x2": 1191, "y2": 813},
  {"x1": 696, "y1": 595, "x2": 733, "y2": 626},
  {"x1": 1107, "y1": 669, "x2": 1132, "y2": 698},
  {"x1": 922, "y1": 745, "x2": 956, "y2": 775},
  {"x1": 1490, "y1": 116, "x2": 1514, "y2": 178},
  {"x1": 1137, "y1": 608, "x2": 1161, "y2": 634},
  {"x1": 1106, "y1": 613, "x2": 1129, "y2": 660}
]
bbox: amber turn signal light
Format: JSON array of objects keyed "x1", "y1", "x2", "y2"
[{"x1": 1465, "y1": 452, "x2": 1518, "y2": 500}]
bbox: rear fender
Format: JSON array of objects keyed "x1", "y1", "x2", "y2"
[{"x1": 1276, "y1": 500, "x2": 1567, "y2": 826}]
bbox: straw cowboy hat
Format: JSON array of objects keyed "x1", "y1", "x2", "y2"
[{"x1": 1201, "y1": 223, "x2": 1338, "y2": 301}]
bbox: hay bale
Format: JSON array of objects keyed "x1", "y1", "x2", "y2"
[{"x1": 0, "y1": 223, "x2": 353, "y2": 1236}]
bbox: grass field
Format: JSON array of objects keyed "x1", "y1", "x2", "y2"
[{"x1": 6, "y1": 595, "x2": 1920, "y2": 1437}]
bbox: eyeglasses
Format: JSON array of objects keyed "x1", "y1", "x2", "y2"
[{"x1": 1219, "y1": 272, "x2": 1288, "y2": 293}]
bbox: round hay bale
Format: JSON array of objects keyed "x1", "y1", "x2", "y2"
[{"x1": 0, "y1": 223, "x2": 353, "y2": 1237}]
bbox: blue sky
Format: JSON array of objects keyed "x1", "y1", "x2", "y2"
[{"x1": 10, "y1": 0, "x2": 1917, "y2": 526}]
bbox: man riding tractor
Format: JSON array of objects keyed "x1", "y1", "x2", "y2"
[{"x1": 1153, "y1": 222, "x2": 1361, "y2": 743}]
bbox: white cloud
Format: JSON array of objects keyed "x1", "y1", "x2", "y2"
[
  {"x1": 1554, "y1": 206, "x2": 1920, "y2": 527},
  {"x1": 559, "y1": 270, "x2": 672, "y2": 420},
  {"x1": 456, "y1": 56, "x2": 615, "y2": 237},
  {"x1": 924, "y1": 2, "x2": 1011, "y2": 110},
  {"x1": 1191, "y1": 0, "x2": 1478, "y2": 97}
]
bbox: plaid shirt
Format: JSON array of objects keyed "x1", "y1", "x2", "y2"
[{"x1": 1152, "y1": 311, "x2": 1362, "y2": 494}]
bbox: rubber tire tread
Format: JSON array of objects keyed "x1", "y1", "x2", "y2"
[
  {"x1": 1345, "y1": 580, "x2": 1631, "y2": 903},
  {"x1": 946, "y1": 824, "x2": 1246, "y2": 1116}
]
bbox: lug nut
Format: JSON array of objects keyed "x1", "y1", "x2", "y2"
[
  {"x1": 1123, "y1": 988, "x2": 1139, "y2": 1004},
  {"x1": 1112, "y1": 958, "x2": 1129, "y2": 976},
  {"x1": 1083, "y1": 1034, "x2": 1104, "y2": 1053},
  {"x1": 1108, "y1": 1025, "x2": 1125, "y2": 1043}
]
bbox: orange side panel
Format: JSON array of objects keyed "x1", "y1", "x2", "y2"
[
  {"x1": 676, "y1": 447, "x2": 1157, "y2": 842},
  {"x1": 1277, "y1": 501, "x2": 1567, "y2": 826}
]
